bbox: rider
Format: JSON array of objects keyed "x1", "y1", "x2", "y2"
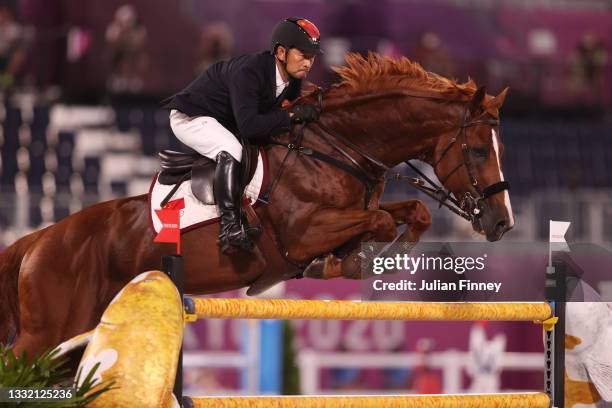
[{"x1": 162, "y1": 18, "x2": 322, "y2": 254}]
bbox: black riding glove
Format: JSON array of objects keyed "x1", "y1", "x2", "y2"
[{"x1": 290, "y1": 104, "x2": 320, "y2": 124}]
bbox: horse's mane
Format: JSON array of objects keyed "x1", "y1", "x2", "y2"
[{"x1": 311, "y1": 52, "x2": 478, "y2": 102}]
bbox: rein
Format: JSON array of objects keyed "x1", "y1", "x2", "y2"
[
  {"x1": 260, "y1": 87, "x2": 385, "y2": 209},
  {"x1": 263, "y1": 133, "x2": 380, "y2": 209}
]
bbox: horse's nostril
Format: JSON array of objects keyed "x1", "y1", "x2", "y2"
[{"x1": 495, "y1": 219, "x2": 509, "y2": 234}]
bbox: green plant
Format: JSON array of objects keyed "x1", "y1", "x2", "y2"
[{"x1": 1, "y1": 345, "x2": 115, "y2": 407}]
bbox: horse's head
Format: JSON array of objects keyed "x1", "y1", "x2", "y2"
[{"x1": 432, "y1": 86, "x2": 514, "y2": 241}]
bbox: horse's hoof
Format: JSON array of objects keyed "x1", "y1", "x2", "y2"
[{"x1": 303, "y1": 257, "x2": 326, "y2": 279}]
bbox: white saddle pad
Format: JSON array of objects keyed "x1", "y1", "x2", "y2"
[{"x1": 149, "y1": 151, "x2": 266, "y2": 233}]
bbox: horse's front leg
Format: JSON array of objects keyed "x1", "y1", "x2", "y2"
[
  {"x1": 284, "y1": 208, "x2": 396, "y2": 280},
  {"x1": 379, "y1": 199, "x2": 432, "y2": 242},
  {"x1": 302, "y1": 200, "x2": 432, "y2": 281},
  {"x1": 373, "y1": 199, "x2": 433, "y2": 275}
]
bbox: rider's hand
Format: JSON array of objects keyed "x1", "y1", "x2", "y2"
[{"x1": 289, "y1": 104, "x2": 320, "y2": 124}]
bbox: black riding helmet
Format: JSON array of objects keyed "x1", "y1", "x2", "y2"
[{"x1": 270, "y1": 17, "x2": 322, "y2": 56}]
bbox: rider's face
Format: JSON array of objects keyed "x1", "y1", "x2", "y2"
[{"x1": 277, "y1": 47, "x2": 315, "y2": 80}]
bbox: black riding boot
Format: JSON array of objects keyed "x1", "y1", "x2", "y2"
[{"x1": 214, "y1": 151, "x2": 253, "y2": 254}]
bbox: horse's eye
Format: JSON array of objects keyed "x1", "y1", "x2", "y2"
[{"x1": 471, "y1": 147, "x2": 489, "y2": 159}]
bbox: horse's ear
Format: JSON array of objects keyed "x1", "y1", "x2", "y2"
[
  {"x1": 469, "y1": 86, "x2": 487, "y2": 116},
  {"x1": 487, "y1": 86, "x2": 509, "y2": 110}
]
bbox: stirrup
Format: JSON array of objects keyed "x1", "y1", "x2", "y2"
[
  {"x1": 245, "y1": 224, "x2": 262, "y2": 240},
  {"x1": 219, "y1": 227, "x2": 255, "y2": 254}
]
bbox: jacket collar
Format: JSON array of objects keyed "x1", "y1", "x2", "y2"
[{"x1": 265, "y1": 51, "x2": 302, "y2": 103}]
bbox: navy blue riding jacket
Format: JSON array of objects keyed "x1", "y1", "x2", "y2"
[{"x1": 161, "y1": 51, "x2": 302, "y2": 141}]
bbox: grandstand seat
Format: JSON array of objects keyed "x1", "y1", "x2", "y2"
[
  {"x1": 113, "y1": 105, "x2": 142, "y2": 132},
  {"x1": 53, "y1": 196, "x2": 70, "y2": 221},
  {"x1": 0, "y1": 198, "x2": 12, "y2": 229},
  {"x1": 27, "y1": 142, "x2": 46, "y2": 192},
  {"x1": 83, "y1": 156, "x2": 101, "y2": 194},
  {"x1": 30, "y1": 107, "x2": 48, "y2": 153},
  {"x1": 128, "y1": 177, "x2": 154, "y2": 195},
  {"x1": 111, "y1": 181, "x2": 128, "y2": 197},
  {"x1": 69, "y1": 172, "x2": 84, "y2": 197},
  {"x1": 55, "y1": 163, "x2": 72, "y2": 192},
  {"x1": 106, "y1": 130, "x2": 140, "y2": 153},
  {"x1": 1, "y1": 141, "x2": 18, "y2": 191},
  {"x1": 54, "y1": 132, "x2": 75, "y2": 192},
  {"x1": 49, "y1": 105, "x2": 115, "y2": 131},
  {"x1": 99, "y1": 153, "x2": 137, "y2": 198},
  {"x1": 57, "y1": 131, "x2": 75, "y2": 157},
  {"x1": 4, "y1": 105, "x2": 22, "y2": 131},
  {"x1": 29, "y1": 193, "x2": 43, "y2": 227},
  {"x1": 140, "y1": 107, "x2": 157, "y2": 156},
  {"x1": 73, "y1": 129, "x2": 111, "y2": 172},
  {"x1": 154, "y1": 130, "x2": 171, "y2": 154}
]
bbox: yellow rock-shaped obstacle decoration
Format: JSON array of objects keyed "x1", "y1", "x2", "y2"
[{"x1": 56, "y1": 271, "x2": 184, "y2": 407}]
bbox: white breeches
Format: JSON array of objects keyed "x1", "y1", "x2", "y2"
[{"x1": 169, "y1": 109, "x2": 242, "y2": 162}]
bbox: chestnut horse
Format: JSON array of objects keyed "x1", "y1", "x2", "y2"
[{"x1": 0, "y1": 53, "x2": 513, "y2": 360}]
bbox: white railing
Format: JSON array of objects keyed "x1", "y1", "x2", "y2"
[
  {"x1": 297, "y1": 350, "x2": 544, "y2": 395},
  {"x1": 182, "y1": 351, "x2": 256, "y2": 396},
  {"x1": 183, "y1": 320, "x2": 260, "y2": 395},
  {"x1": 182, "y1": 348, "x2": 543, "y2": 396}
]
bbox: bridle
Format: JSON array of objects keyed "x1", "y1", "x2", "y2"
[
  {"x1": 266, "y1": 87, "x2": 510, "y2": 222},
  {"x1": 403, "y1": 106, "x2": 510, "y2": 222}
]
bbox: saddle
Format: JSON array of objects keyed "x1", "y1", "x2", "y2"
[{"x1": 157, "y1": 140, "x2": 260, "y2": 205}]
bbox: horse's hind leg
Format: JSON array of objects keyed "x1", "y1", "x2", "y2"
[{"x1": 11, "y1": 251, "x2": 100, "y2": 364}]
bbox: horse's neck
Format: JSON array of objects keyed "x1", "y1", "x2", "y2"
[{"x1": 319, "y1": 92, "x2": 460, "y2": 168}]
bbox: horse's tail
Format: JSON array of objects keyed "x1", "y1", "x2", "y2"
[{"x1": 0, "y1": 231, "x2": 40, "y2": 346}]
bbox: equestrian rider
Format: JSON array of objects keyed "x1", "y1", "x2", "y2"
[{"x1": 162, "y1": 18, "x2": 322, "y2": 254}]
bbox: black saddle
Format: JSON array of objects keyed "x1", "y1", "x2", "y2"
[{"x1": 157, "y1": 140, "x2": 260, "y2": 206}]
